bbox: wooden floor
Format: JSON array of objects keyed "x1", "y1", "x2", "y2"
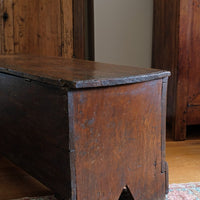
[
  {"x1": 166, "y1": 140, "x2": 200, "y2": 184},
  {"x1": 0, "y1": 156, "x2": 52, "y2": 199},
  {"x1": 0, "y1": 126, "x2": 199, "y2": 199},
  {"x1": 166, "y1": 125, "x2": 200, "y2": 184}
]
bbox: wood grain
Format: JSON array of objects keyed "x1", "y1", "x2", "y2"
[
  {"x1": 3, "y1": 0, "x2": 14, "y2": 54},
  {"x1": 73, "y1": 0, "x2": 85, "y2": 59},
  {"x1": 68, "y1": 80, "x2": 166, "y2": 200},
  {"x1": 0, "y1": 73, "x2": 71, "y2": 199},
  {"x1": 187, "y1": 1, "x2": 200, "y2": 106},
  {"x1": 161, "y1": 78, "x2": 168, "y2": 172},
  {"x1": 61, "y1": 0, "x2": 73, "y2": 58},
  {"x1": 13, "y1": 0, "x2": 62, "y2": 56},
  {"x1": 152, "y1": 0, "x2": 179, "y2": 139},
  {"x1": 166, "y1": 139, "x2": 200, "y2": 184},
  {"x1": 0, "y1": 54, "x2": 170, "y2": 89},
  {"x1": 1, "y1": 0, "x2": 74, "y2": 57},
  {"x1": 0, "y1": 55, "x2": 169, "y2": 199},
  {"x1": 187, "y1": 107, "x2": 200, "y2": 125},
  {"x1": 0, "y1": 155, "x2": 52, "y2": 200},
  {"x1": 152, "y1": 0, "x2": 200, "y2": 140},
  {"x1": 161, "y1": 77, "x2": 169, "y2": 193},
  {"x1": 0, "y1": 0, "x2": 91, "y2": 59},
  {"x1": 13, "y1": 0, "x2": 37, "y2": 54},
  {"x1": 0, "y1": 0, "x2": 3, "y2": 54},
  {"x1": 174, "y1": 0, "x2": 193, "y2": 140},
  {"x1": 185, "y1": 0, "x2": 200, "y2": 125}
]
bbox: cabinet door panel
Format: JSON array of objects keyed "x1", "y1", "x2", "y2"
[{"x1": 188, "y1": 1, "x2": 200, "y2": 107}]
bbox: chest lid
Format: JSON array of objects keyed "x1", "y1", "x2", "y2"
[{"x1": 0, "y1": 55, "x2": 170, "y2": 89}]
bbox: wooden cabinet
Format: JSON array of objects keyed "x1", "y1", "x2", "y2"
[
  {"x1": 0, "y1": 55, "x2": 170, "y2": 200},
  {"x1": 0, "y1": 0, "x2": 94, "y2": 59},
  {"x1": 152, "y1": 0, "x2": 200, "y2": 140}
]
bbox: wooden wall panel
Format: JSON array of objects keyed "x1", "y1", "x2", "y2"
[
  {"x1": 73, "y1": 0, "x2": 85, "y2": 59},
  {"x1": 38, "y1": 0, "x2": 62, "y2": 56},
  {"x1": 0, "y1": 0, "x2": 94, "y2": 59},
  {"x1": 0, "y1": 0, "x2": 3, "y2": 54},
  {"x1": 13, "y1": 0, "x2": 37, "y2": 54},
  {"x1": 1, "y1": 0, "x2": 74, "y2": 58},
  {"x1": 3, "y1": 0, "x2": 14, "y2": 54},
  {"x1": 61, "y1": 0, "x2": 73, "y2": 58},
  {"x1": 13, "y1": 0, "x2": 62, "y2": 56},
  {"x1": 73, "y1": 0, "x2": 94, "y2": 60}
]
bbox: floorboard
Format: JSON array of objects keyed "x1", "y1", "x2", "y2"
[{"x1": 0, "y1": 156, "x2": 52, "y2": 200}]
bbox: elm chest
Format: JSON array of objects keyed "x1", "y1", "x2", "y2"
[{"x1": 0, "y1": 55, "x2": 170, "y2": 200}]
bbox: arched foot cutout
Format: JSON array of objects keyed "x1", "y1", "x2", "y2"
[{"x1": 118, "y1": 185, "x2": 134, "y2": 200}]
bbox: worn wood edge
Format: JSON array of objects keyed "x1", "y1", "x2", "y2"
[
  {"x1": 74, "y1": 71, "x2": 171, "y2": 88},
  {"x1": 0, "y1": 67, "x2": 74, "y2": 88},
  {"x1": 173, "y1": 0, "x2": 191, "y2": 141},
  {"x1": 161, "y1": 77, "x2": 168, "y2": 173},
  {"x1": 0, "y1": 66, "x2": 171, "y2": 89},
  {"x1": 161, "y1": 77, "x2": 169, "y2": 194},
  {"x1": 67, "y1": 92, "x2": 77, "y2": 200},
  {"x1": 63, "y1": 91, "x2": 73, "y2": 200}
]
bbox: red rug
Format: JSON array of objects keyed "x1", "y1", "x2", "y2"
[{"x1": 12, "y1": 182, "x2": 200, "y2": 200}]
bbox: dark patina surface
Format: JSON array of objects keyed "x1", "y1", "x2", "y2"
[
  {"x1": 0, "y1": 55, "x2": 170, "y2": 200},
  {"x1": 0, "y1": 55, "x2": 170, "y2": 88}
]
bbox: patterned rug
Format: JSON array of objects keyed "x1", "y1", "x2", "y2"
[
  {"x1": 166, "y1": 182, "x2": 200, "y2": 200},
  {"x1": 12, "y1": 182, "x2": 200, "y2": 200}
]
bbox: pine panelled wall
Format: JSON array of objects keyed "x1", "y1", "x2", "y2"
[
  {"x1": 0, "y1": 0, "x2": 73, "y2": 57},
  {"x1": 0, "y1": 0, "x2": 94, "y2": 59}
]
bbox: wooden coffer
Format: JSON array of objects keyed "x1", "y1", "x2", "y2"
[{"x1": 0, "y1": 55, "x2": 170, "y2": 200}]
